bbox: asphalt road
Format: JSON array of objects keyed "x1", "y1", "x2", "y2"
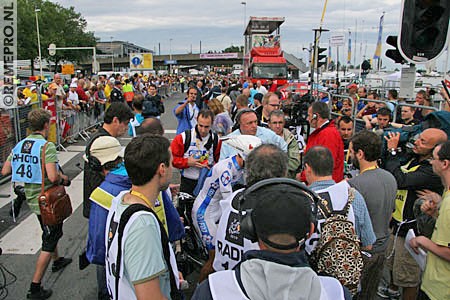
[{"x1": 0, "y1": 91, "x2": 186, "y2": 300}]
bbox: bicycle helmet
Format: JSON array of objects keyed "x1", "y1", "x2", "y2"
[{"x1": 221, "y1": 135, "x2": 262, "y2": 160}]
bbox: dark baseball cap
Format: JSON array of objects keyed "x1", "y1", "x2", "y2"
[
  {"x1": 253, "y1": 93, "x2": 263, "y2": 102},
  {"x1": 248, "y1": 183, "x2": 312, "y2": 249}
]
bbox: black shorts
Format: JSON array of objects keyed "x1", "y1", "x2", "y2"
[
  {"x1": 180, "y1": 177, "x2": 198, "y2": 196},
  {"x1": 37, "y1": 215, "x2": 63, "y2": 252}
]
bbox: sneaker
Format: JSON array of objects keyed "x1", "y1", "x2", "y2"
[
  {"x1": 377, "y1": 286, "x2": 401, "y2": 299},
  {"x1": 52, "y1": 257, "x2": 72, "y2": 272},
  {"x1": 27, "y1": 286, "x2": 52, "y2": 299}
]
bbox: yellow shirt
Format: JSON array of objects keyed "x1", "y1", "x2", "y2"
[
  {"x1": 421, "y1": 190, "x2": 450, "y2": 300},
  {"x1": 22, "y1": 87, "x2": 32, "y2": 98},
  {"x1": 104, "y1": 84, "x2": 113, "y2": 109}
]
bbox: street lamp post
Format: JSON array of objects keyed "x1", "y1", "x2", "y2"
[
  {"x1": 34, "y1": 8, "x2": 43, "y2": 79},
  {"x1": 110, "y1": 36, "x2": 114, "y2": 71},
  {"x1": 241, "y1": 2, "x2": 246, "y2": 68}
]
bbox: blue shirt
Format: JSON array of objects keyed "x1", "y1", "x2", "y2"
[
  {"x1": 219, "y1": 126, "x2": 288, "y2": 160},
  {"x1": 309, "y1": 180, "x2": 376, "y2": 247},
  {"x1": 128, "y1": 113, "x2": 144, "y2": 137},
  {"x1": 173, "y1": 100, "x2": 199, "y2": 134}
]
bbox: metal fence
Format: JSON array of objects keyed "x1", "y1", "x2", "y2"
[
  {"x1": 0, "y1": 86, "x2": 104, "y2": 181},
  {"x1": 0, "y1": 81, "x2": 182, "y2": 182}
]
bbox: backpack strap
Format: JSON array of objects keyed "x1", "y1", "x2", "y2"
[
  {"x1": 203, "y1": 131, "x2": 218, "y2": 151},
  {"x1": 183, "y1": 129, "x2": 191, "y2": 154},
  {"x1": 115, "y1": 203, "x2": 181, "y2": 300},
  {"x1": 342, "y1": 187, "x2": 356, "y2": 217},
  {"x1": 317, "y1": 187, "x2": 356, "y2": 218},
  {"x1": 212, "y1": 133, "x2": 219, "y2": 155}
]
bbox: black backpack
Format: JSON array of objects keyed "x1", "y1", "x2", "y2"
[
  {"x1": 142, "y1": 95, "x2": 163, "y2": 117},
  {"x1": 183, "y1": 129, "x2": 219, "y2": 154}
]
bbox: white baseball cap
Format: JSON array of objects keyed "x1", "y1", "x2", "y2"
[
  {"x1": 222, "y1": 135, "x2": 262, "y2": 160},
  {"x1": 83, "y1": 136, "x2": 124, "y2": 166}
]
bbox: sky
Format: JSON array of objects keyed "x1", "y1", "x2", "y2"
[{"x1": 52, "y1": 0, "x2": 449, "y2": 71}]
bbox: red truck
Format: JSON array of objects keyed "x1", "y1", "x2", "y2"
[{"x1": 243, "y1": 17, "x2": 288, "y2": 87}]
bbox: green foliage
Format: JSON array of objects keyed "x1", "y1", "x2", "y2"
[
  {"x1": 223, "y1": 45, "x2": 244, "y2": 53},
  {"x1": 18, "y1": 0, "x2": 97, "y2": 69}
]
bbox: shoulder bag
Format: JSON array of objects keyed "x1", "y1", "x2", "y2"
[{"x1": 38, "y1": 142, "x2": 72, "y2": 225}]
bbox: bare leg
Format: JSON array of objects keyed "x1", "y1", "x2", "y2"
[
  {"x1": 52, "y1": 247, "x2": 59, "y2": 261},
  {"x1": 403, "y1": 286, "x2": 418, "y2": 300},
  {"x1": 31, "y1": 250, "x2": 52, "y2": 283}
]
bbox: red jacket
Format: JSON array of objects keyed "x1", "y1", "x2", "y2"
[
  {"x1": 171, "y1": 130, "x2": 221, "y2": 170},
  {"x1": 300, "y1": 120, "x2": 344, "y2": 183},
  {"x1": 76, "y1": 86, "x2": 88, "y2": 101}
]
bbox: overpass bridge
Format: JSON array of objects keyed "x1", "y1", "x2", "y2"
[{"x1": 79, "y1": 52, "x2": 308, "y2": 76}]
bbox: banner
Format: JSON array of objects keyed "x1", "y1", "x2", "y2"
[
  {"x1": 373, "y1": 14, "x2": 384, "y2": 60},
  {"x1": 251, "y1": 34, "x2": 281, "y2": 48},
  {"x1": 130, "y1": 53, "x2": 153, "y2": 70},
  {"x1": 1, "y1": 1, "x2": 18, "y2": 109},
  {"x1": 347, "y1": 31, "x2": 352, "y2": 65},
  {"x1": 328, "y1": 42, "x2": 332, "y2": 66},
  {"x1": 199, "y1": 53, "x2": 239, "y2": 59}
]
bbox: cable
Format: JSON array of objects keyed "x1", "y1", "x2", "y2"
[{"x1": 0, "y1": 262, "x2": 17, "y2": 300}]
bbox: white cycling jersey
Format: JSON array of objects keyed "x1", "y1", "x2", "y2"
[
  {"x1": 192, "y1": 155, "x2": 243, "y2": 251},
  {"x1": 213, "y1": 189, "x2": 259, "y2": 271}
]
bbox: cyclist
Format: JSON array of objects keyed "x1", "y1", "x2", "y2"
[{"x1": 191, "y1": 135, "x2": 261, "y2": 281}]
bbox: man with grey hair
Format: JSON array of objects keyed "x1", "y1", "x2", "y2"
[
  {"x1": 268, "y1": 110, "x2": 300, "y2": 178},
  {"x1": 220, "y1": 109, "x2": 287, "y2": 160}
]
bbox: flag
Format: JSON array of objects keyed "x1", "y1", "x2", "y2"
[
  {"x1": 347, "y1": 31, "x2": 352, "y2": 65},
  {"x1": 328, "y1": 43, "x2": 332, "y2": 66},
  {"x1": 373, "y1": 14, "x2": 384, "y2": 59},
  {"x1": 445, "y1": 79, "x2": 450, "y2": 89}
]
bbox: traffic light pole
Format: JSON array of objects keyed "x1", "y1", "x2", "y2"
[{"x1": 310, "y1": 28, "x2": 329, "y2": 97}]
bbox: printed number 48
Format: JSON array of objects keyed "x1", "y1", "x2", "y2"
[{"x1": 16, "y1": 164, "x2": 33, "y2": 178}]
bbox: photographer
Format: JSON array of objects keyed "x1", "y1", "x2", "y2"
[
  {"x1": 1, "y1": 109, "x2": 72, "y2": 299},
  {"x1": 173, "y1": 87, "x2": 200, "y2": 134},
  {"x1": 381, "y1": 128, "x2": 447, "y2": 299}
]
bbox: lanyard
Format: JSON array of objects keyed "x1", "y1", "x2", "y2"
[
  {"x1": 360, "y1": 165, "x2": 378, "y2": 175},
  {"x1": 130, "y1": 190, "x2": 153, "y2": 208}
]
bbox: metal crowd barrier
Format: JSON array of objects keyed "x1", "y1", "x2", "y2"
[
  {"x1": 0, "y1": 83, "x2": 43, "y2": 182},
  {"x1": 393, "y1": 102, "x2": 438, "y2": 123},
  {"x1": 56, "y1": 104, "x2": 104, "y2": 151},
  {"x1": 329, "y1": 94, "x2": 357, "y2": 134}
]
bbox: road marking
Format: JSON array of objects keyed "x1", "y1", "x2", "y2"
[{"x1": 0, "y1": 172, "x2": 84, "y2": 255}]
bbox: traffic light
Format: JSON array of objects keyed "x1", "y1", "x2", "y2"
[
  {"x1": 385, "y1": 36, "x2": 407, "y2": 64},
  {"x1": 317, "y1": 47, "x2": 327, "y2": 68},
  {"x1": 361, "y1": 60, "x2": 371, "y2": 71},
  {"x1": 399, "y1": 0, "x2": 450, "y2": 63}
]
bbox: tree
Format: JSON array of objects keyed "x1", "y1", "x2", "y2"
[
  {"x1": 223, "y1": 45, "x2": 244, "y2": 53},
  {"x1": 18, "y1": 0, "x2": 97, "y2": 71}
]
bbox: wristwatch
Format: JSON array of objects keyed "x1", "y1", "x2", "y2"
[{"x1": 390, "y1": 148, "x2": 397, "y2": 156}]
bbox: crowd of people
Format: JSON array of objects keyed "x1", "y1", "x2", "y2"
[
  {"x1": 14, "y1": 73, "x2": 181, "y2": 145},
  {"x1": 2, "y1": 74, "x2": 450, "y2": 300}
]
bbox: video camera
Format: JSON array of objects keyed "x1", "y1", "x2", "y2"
[{"x1": 285, "y1": 93, "x2": 314, "y2": 128}]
